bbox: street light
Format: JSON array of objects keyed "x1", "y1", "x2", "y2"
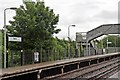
[
  {"x1": 4, "y1": 7, "x2": 17, "y2": 68},
  {"x1": 68, "y1": 25, "x2": 76, "y2": 58}
]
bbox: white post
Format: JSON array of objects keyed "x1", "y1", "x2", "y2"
[
  {"x1": 3, "y1": 7, "x2": 17, "y2": 68},
  {"x1": 67, "y1": 25, "x2": 75, "y2": 58},
  {"x1": 4, "y1": 8, "x2": 7, "y2": 68}
]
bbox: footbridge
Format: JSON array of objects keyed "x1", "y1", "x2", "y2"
[
  {"x1": 87, "y1": 24, "x2": 120, "y2": 42},
  {"x1": 76, "y1": 24, "x2": 120, "y2": 56}
]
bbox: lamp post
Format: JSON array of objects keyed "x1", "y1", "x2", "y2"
[
  {"x1": 68, "y1": 25, "x2": 75, "y2": 58},
  {"x1": 4, "y1": 7, "x2": 17, "y2": 68}
]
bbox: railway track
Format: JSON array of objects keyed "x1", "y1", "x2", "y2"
[{"x1": 43, "y1": 57, "x2": 120, "y2": 80}]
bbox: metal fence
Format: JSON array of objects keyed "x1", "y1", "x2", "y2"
[
  {"x1": 7, "y1": 48, "x2": 76, "y2": 67},
  {"x1": 107, "y1": 47, "x2": 120, "y2": 53},
  {"x1": 8, "y1": 50, "x2": 21, "y2": 67},
  {"x1": 6, "y1": 47, "x2": 120, "y2": 67}
]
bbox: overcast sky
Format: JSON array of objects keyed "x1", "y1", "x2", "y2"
[{"x1": 0, "y1": 0, "x2": 119, "y2": 40}]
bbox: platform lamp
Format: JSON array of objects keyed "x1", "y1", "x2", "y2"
[
  {"x1": 68, "y1": 25, "x2": 76, "y2": 58},
  {"x1": 4, "y1": 7, "x2": 17, "y2": 68}
]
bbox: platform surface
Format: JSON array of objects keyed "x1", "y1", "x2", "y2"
[{"x1": 1, "y1": 52, "x2": 120, "y2": 77}]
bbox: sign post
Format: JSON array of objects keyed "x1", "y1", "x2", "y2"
[{"x1": 8, "y1": 36, "x2": 22, "y2": 66}]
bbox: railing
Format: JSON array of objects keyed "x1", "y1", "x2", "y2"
[
  {"x1": 5, "y1": 48, "x2": 77, "y2": 67},
  {"x1": 4, "y1": 46, "x2": 120, "y2": 68}
]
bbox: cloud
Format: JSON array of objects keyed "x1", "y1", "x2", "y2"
[
  {"x1": 0, "y1": 0, "x2": 23, "y2": 28},
  {"x1": 94, "y1": 10, "x2": 118, "y2": 20},
  {"x1": 0, "y1": 0, "x2": 119, "y2": 39},
  {"x1": 52, "y1": 0, "x2": 118, "y2": 39},
  {"x1": 48, "y1": 0, "x2": 102, "y2": 27}
]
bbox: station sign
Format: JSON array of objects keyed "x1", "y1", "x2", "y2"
[{"x1": 8, "y1": 37, "x2": 22, "y2": 42}]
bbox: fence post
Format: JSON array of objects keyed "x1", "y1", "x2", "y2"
[
  {"x1": 40, "y1": 47, "x2": 42, "y2": 63},
  {"x1": 22, "y1": 50, "x2": 25, "y2": 65},
  {"x1": 32, "y1": 50, "x2": 34, "y2": 64},
  {"x1": 10, "y1": 50, "x2": 13, "y2": 67},
  {"x1": 65, "y1": 49, "x2": 67, "y2": 59},
  {"x1": 54, "y1": 49, "x2": 56, "y2": 61},
  {"x1": 58, "y1": 50, "x2": 59, "y2": 60},
  {"x1": 21, "y1": 50, "x2": 23, "y2": 66}
]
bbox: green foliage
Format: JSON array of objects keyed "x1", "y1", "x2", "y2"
[
  {"x1": 97, "y1": 35, "x2": 120, "y2": 48},
  {"x1": 103, "y1": 35, "x2": 120, "y2": 47},
  {"x1": 0, "y1": 30, "x2": 3, "y2": 53},
  {"x1": 0, "y1": 30, "x2": 2, "y2": 51},
  {"x1": 7, "y1": 1, "x2": 61, "y2": 50},
  {"x1": 41, "y1": 37, "x2": 76, "y2": 58},
  {"x1": 0, "y1": 30, "x2": 3, "y2": 68}
]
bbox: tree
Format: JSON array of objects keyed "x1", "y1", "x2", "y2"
[
  {"x1": 97, "y1": 35, "x2": 120, "y2": 48},
  {"x1": 103, "y1": 35, "x2": 120, "y2": 47},
  {"x1": 7, "y1": 1, "x2": 61, "y2": 50}
]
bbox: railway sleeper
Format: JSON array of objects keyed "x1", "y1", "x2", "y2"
[{"x1": 88, "y1": 64, "x2": 120, "y2": 80}]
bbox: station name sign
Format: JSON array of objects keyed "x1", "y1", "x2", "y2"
[{"x1": 8, "y1": 37, "x2": 22, "y2": 42}]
